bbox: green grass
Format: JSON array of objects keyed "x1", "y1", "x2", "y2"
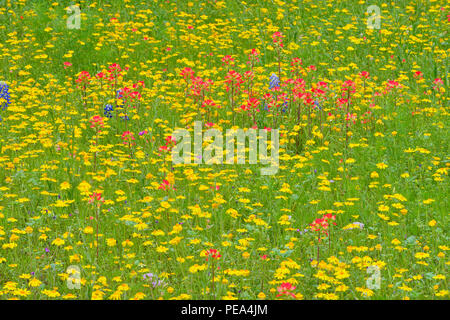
[{"x1": 0, "y1": 0, "x2": 448, "y2": 300}]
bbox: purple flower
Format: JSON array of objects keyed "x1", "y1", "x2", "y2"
[
  {"x1": 353, "y1": 222, "x2": 364, "y2": 229},
  {"x1": 143, "y1": 273, "x2": 165, "y2": 288},
  {"x1": 143, "y1": 272, "x2": 155, "y2": 281}
]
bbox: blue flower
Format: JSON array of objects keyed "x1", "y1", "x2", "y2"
[
  {"x1": 0, "y1": 82, "x2": 11, "y2": 111},
  {"x1": 314, "y1": 100, "x2": 322, "y2": 110},
  {"x1": 104, "y1": 104, "x2": 114, "y2": 118},
  {"x1": 269, "y1": 73, "x2": 280, "y2": 89},
  {"x1": 282, "y1": 100, "x2": 288, "y2": 113}
]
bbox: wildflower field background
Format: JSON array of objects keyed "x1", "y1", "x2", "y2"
[{"x1": 0, "y1": 0, "x2": 448, "y2": 300}]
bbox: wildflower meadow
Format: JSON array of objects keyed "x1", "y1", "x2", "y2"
[{"x1": 0, "y1": 0, "x2": 448, "y2": 301}]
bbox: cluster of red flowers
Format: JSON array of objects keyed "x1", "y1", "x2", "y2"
[
  {"x1": 89, "y1": 115, "x2": 104, "y2": 130},
  {"x1": 120, "y1": 85, "x2": 143, "y2": 104},
  {"x1": 121, "y1": 131, "x2": 135, "y2": 145},
  {"x1": 221, "y1": 55, "x2": 235, "y2": 67},
  {"x1": 89, "y1": 192, "x2": 104, "y2": 206},
  {"x1": 158, "y1": 179, "x2": 176, "y2": 191},
  {"x1": 224, "y1": 70, "x2": 244, "y2": 93},
  {"x1": 385, "y1": 79, "x2": 402, "y2": 93},
  {"x1": 276, "y1": 282, "x2": 296, "y2": 299},
  {"x1": 240, "y1": 97, "x2": 260, "y2": 112},
  {"x1": 359, "y1": 71, "x2": 370, "y2": 79},
  {"x1": 272, "y1": 31, "x2": 284, "y2": 48},
  {"x1": 180, "y1": 67, "x2": 195, "y2": 81},
  {"x1": 190, "y1": 76, "x2": 213, "y2": 98},
  {"x1": 205, "y1": 248, "x2": 221, "y2": 261},
  {"x1": 106, "y1": 63, "x2": 123, "y2": 81},
  {"x1": 342, "y1": 79, "x2": 356, "y2": 94},
  {"x1": 247, "y1": 49, "x2": 259, "y2": 69},
  {"x1": 310, "y1": 213, "x2": 337, "y2": 237},
  {"x1": 76, "y1": 71, "x2": 91, "y2": 86},
  {"x1": 158, "y1": 135, "x2": 176, "y2": 153},
  {"x1": 432, "y1": 78, "x2": 443, "y2": 90}
]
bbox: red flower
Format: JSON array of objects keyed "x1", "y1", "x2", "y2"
[
  {"x1": 89, "y1": 115, "x2": 104, "y2": 129},
  {"x1": 121, "y1": 131, "x2": 135, "y2": 144},
  {"x1": 272, "y1": 32, "x2": 284, "y2": 47},
  {"x1": 180, "y1": 67, "x2": 195, "y2": 80},
  {"x1": 386, "y1": 80, "x2": 401, "y2": 92},
  {"x1": 433, "y1": 78, "x2": 443, "y2": 86},
  {"x1": 224, "y1": 70, "x2": 243, "y2": 92},
  {"x1": 323, "y1": 213, "x2": 337, "y2": 225},
  {"x1": 158, "y1": 179, "x2": 170, "y2": 190},
  {"x1": 359, "y1": 71, "x2": 370, "y2": 79},
  {"x1": 205, "y1": 249, "x2": 221, "y2": 261},
  {"x1": 76, "y1": 71, "x2": 91, "y2": 85},
  {"x1": 221, "y1": 55, "x2": 235, "y2": 65},
  {"x1": 276, "y1": 282, "x2": 296, "y2": 299},
  {"x1": 89, "y1": 192, "x2": 104, "y2": 206},
  {"x1": 341, "y1": 80, "x2": 355, "y2": 93}
]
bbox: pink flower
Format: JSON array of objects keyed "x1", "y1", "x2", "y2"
[
  {"x1": 272, "y1": 32, "x2": 284, "y2": 47},
  {"x1": 89, "y1": 192, "x2": 104, "y2": 206},
  {"x1": 205, "y1": 249, "x2": 221, "y2": 261},
  {"x1": 89, "y1": 115, "x2": 104, "y2": 129},
  {"x1": 359, "y1": 71, "x2": 370, "y2": 79},
  {"x1": 276, "y1": 282, "x2": 296, "y2": 299},
  {"x1": 76, "y1": 71, "x2": 91, "y2": 84},
  {"x1": 121, "y1": 131, "x2": 135, "y2": 144}
]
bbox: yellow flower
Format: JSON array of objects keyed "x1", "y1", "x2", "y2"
[
  {"x1": 83, "y1": 226, "x2": 94, "y2": 234},
  {"x1": 77, "y1": 181, "x2": 91, "y2": 195},
  {"x1": 156, "y1": 246, "x2": 168, "y2": 253},
  {"x1": 28, "y1": 278, "x2": 42, "y2": 287},
  {"x1": 131, "y1": 292, "x2": 146, "y2": 300},
  {"x1": 428, "y1": 220, "x2": 437, "y2": 227},
  {"x1": 121, "y1": 240, "x2": 133, "y2": 247},
  {"x1": 52, "y1": 238, "x2": 65, "y2": 246},
  {"x1": 257, "y1": 292, "x2": 266, "y2": 299},
  {"x1": 109, "y1": 291, "x2": 122, "y2": 300},
  {"x1": 160, "y1": 201, "x2": 171, "y2": 209},
  {"x1": 117, "y1": 283, "x2": 130, "y2": 291},
  {"x1": 60, "y1": 181, "x2": 71, "y2": 190},
  {"x1": 13, "y1": 289, "x2": 31, "y2": 297},
  {"x1": 414, "y1": 252, "x2": 429, "y2": 259},
  {"x1": 401, "y1": 172, "x2": 410, "y2": 178},
  {"x1": 106, "y1": 238, "x2": 117, "y2": 247},
  {"x1": 435, "y1": 290, "x2": 449, "y2": 297},
  {"x1": 376, "y1": 163, "x2": 388, "y2": 169},
  {"x1": 41, "y1": 289, "x2": 61, "y2": 298},
  {"x1": 189, "y1": 264, "x2": 207, "y2": 273},
  {"x1": 91, "y1": 290, "x2": 105, "y2": 300}
]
